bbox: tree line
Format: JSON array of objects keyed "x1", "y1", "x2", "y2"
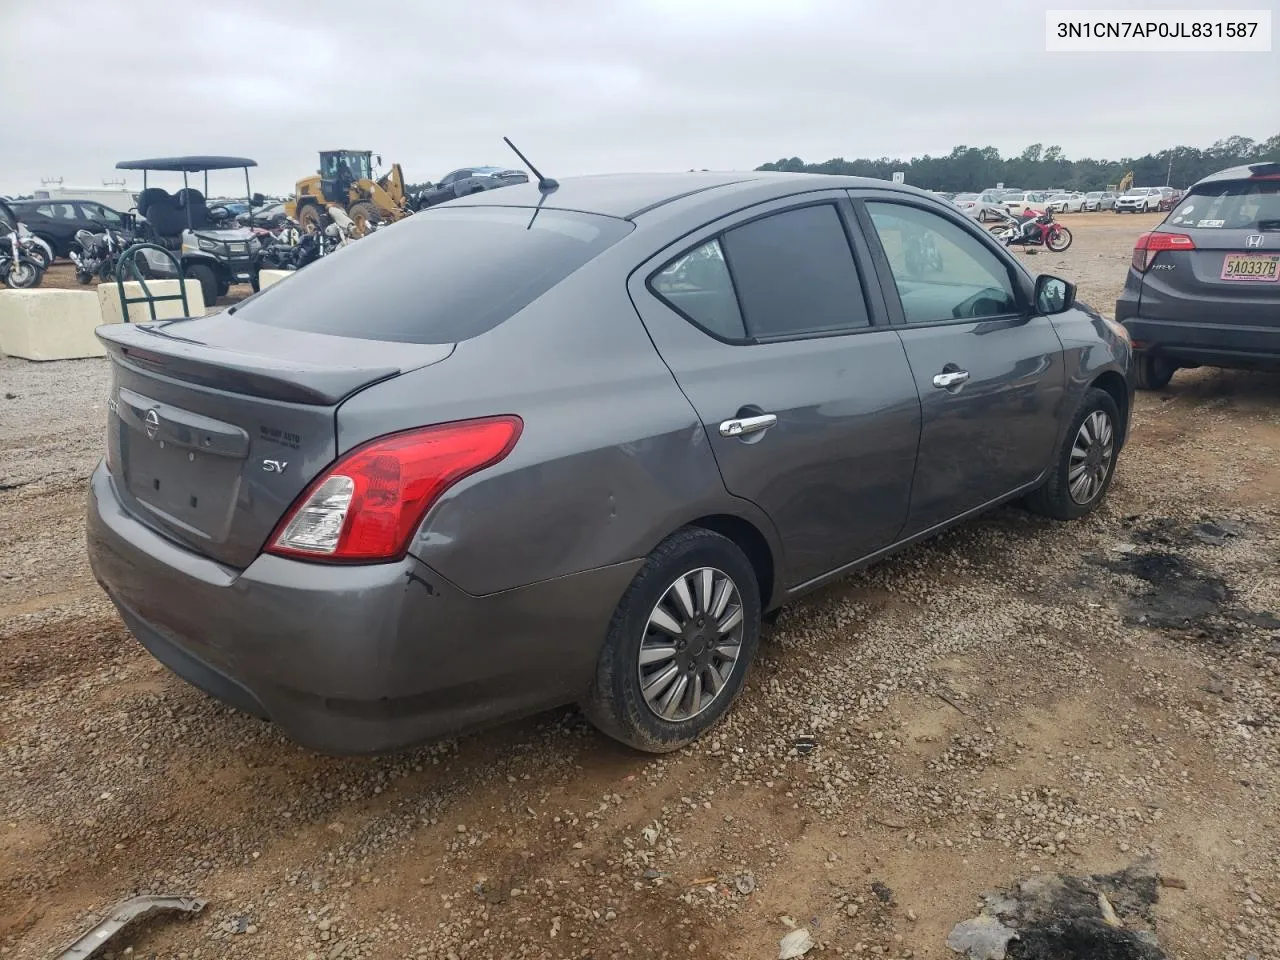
[{"x1": 756, "y1": 134, "x2": 1280, "y2": 192}]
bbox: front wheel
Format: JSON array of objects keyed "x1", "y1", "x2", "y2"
[
  {"x1": 348, "y1": 201, "x2": 381, "y2": 237},
  {"x1": 3, "y1": 257, "x2": 43, "y2": 289},
  {"x1": 978, "y1": 209, "x2": 990, "y2": 222},
  {"x1": 297, "y1": 204, "x2": 327, "y2": 235},
  {"x1": 1025, "y1": 387, "x2": 1121, "y2": 521},
  {"x1": 581, "y1": 527, "x2": 761, "y2": 753},
  {"x1": 1045, "y1": 226, "x2": 1072, "y2": 252},
  {"x1": 184, "y1": 263, "x2": 219, "y2": 309}
]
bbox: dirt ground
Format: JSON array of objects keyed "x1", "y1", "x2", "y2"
[
  {"x1": 38, "y1": 262, "x2": 253, "y2": 309},
  {"x1": 2, "y1": 211, "x2": 1277, "y2": 960}
]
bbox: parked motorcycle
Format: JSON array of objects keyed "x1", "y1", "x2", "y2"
[
  {"x1": 14, "y1": 223, "x2": 54, "y2": 270},
  {"x1": 988, "y1": 207, "x2": 1072, "y2": 252},
  {"x1": 1, "y1": 230, "x2": 45, "y2": 288},
  {"x1": 254, "y1": 221, "x2": 329, "y2": 272},
  {"x1": 69, "y1": 227, "x2": 135, "y2": 284}
]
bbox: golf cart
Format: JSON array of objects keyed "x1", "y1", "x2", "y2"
[{"x1": 115, "y1": 156, "x2": 264, "y2": 307}]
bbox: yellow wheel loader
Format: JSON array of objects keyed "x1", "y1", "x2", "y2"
[{"x1": 285, "y1": 150, "x2": 409, "y2": 236}]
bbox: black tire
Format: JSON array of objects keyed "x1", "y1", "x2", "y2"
[
  {"x1": 76, "y1": 268, "x2": 94, "y2": 285},
  {"x1": 978, "y1": 209, "x2": 990, "y2": 222},
  {"x1": 184, "y1": 263, "x2": 218, "y2": 309},
  {"x1": 25, "y1": 246, "x2": 52, "y2": 270},
  {"x1": 3, "y1": 257, "x2": 43, "y2": 289},
  {"x1": 216, "y1": 280, "x2": 230, "y2": 299},
  {"x1": 1135, "y1": 353, "x2": 1176, "y2": 391},
  {"x1": 1025, "y1": 388, "x2": 1121, "y2": 521},
  {"x1": 581, "y1": 527, "x2": 761, "y2": 753},
  {"x1": 250, "y1": 270, "x2": 261, "y2": 293},
  {"x1": 1045, "y1": 226, "x2": 1072, "y2": 252}
]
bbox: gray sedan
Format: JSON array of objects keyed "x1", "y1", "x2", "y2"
[{"x1": 87, "y1": 172, "x2": 1134, "y2": 755}]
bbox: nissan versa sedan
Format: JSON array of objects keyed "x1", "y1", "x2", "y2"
[
  {"x1": 1116, "y1": 162, "x2": 1280, "y2": 389},
  {"x1": 87, "y1": 172, "x2": 1134, "y2": 756}
]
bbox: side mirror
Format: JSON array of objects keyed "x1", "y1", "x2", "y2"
[
  {"x1": 375, "y1": 155, "x2": 382, "y2": 167},
  {"x1": 1035, "y1": 274, "x2": 1076, "y2": 315}
]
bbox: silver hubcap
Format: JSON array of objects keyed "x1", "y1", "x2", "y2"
[
  {"x1": 638, "y1": 567, "x2": 744, "y2": 722},
  {"x1": 1069, "y1": 410, "x2": 1114, "y2": 504}
]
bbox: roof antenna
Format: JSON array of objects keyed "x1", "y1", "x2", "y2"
[{"x1": 504, "y1": 136, "x2": 558, "y2": 192}]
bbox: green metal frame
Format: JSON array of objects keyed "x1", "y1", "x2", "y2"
[{"x1": 114, "y1": 243, "x2": 189, "y2": 323}]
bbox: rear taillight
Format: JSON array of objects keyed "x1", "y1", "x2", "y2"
[
  {"x1": 267, "y1": 416, "x2": 523, "y2": 563},
  {"x1": 1132, "y1": 232, "x2": 1195, "y2": 272}
]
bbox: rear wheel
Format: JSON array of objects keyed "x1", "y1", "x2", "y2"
[
  {"x1": 184, "y1": 263, "x2": 218, "y2": 309},
  {"x1": 582, "y1": 527, "x2": 761, "y2": 753},
  {"x1": 1135, "y1": 353, "x2": 1176, "y2": 391},
  {"x1": 1026, "y1": 388, "x2": 1120, "y2": 521}
]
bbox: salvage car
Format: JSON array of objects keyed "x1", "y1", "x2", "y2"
[
  {"x1": 953, "y1": 191, "x2": 1008, "y2": 222},
  {"x1": 1083, "y1": 191, "x2": 1117, "y2": 212},
  {"x1": 8, "y1": 198, "x2": 131, "y2": 259},
  {"x1": 1115, "y1": 187, "x2": 1165, "y2": 213},
  {"x1": 413, "y1": 166, "x2": 529, "y2": 210},
  {"x1": 1115, "y1": 161, "x2": 1280, "y2": 388},
  {"x1": 87, "y1": 172, "x2": 1134, "y2": 756}
]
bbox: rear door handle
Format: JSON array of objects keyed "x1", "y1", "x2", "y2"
[
  {"x1": 719, "y1": 414, "x2": 777, "y2": 438},
  {"x1": 932, "y1": 370, "x2": 970, "y2": 389}
]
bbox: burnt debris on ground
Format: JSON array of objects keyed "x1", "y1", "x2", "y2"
[
  {"x1": 947, "y1": 860, "x2": 1166, "y2": 960},
  {"x1": 1095, "y1": 516, "x2": 1279, "y2": 640}
]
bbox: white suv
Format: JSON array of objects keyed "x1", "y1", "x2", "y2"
[{"x1": 1114, "y1": 187, "x2": 1164, "y2": 213}]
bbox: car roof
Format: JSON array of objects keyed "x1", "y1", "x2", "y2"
[
  {"x1": 1189, "y1": 161, "x2": 1280, "y2": 188},
  {"x1": 439, "y1": 171, "x2": 932, "y2": 220},
  {"x1": 116, "y1": 156, "x2": 258, "y2": 172}
]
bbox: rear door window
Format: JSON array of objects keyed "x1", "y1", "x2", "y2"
[
  {"x1": 235, "y1": 206, "x2": 632, "y2": 344},
  {"x1": 1168, "y1": 180, "x2": 1280, "y2": 230},
  {"x1": 648, "y1": 203, "x2": 872, "y2": 342},
  {"x1": 721, "y1": 204, "x2": 870, "y2": 338}
]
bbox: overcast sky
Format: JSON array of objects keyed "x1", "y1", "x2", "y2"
[{"x1": 1, "y1": 0, "x2": 1276, "y2": 197}]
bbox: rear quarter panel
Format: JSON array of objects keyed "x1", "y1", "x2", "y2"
[{"x1": 335, "y1": 242, "x2": 780, "y2": 599}]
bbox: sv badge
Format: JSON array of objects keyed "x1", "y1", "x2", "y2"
[{"x1": 262, "y1": 459, "x2": 289, "y2": 473}]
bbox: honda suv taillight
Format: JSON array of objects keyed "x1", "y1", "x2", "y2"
[
  {"x1": 1132, "y1": 231, "x2": 1195, "y2": 272},
  {"x1": 267, "y1": 416, "x2": 523, "y2": 563}
]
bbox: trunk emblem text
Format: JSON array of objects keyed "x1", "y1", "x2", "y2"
[
  {"x1": 144, "y1": 409, "x2": 160, "y2": 440},
  {"x1": 1246, "y1": 235, "x2": 1264, "y2": 249},
  {"x1": 262, "y1": 459, "x2": 289, "y2": 473}
]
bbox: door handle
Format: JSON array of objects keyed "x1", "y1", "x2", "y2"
[
  {"x1": 932, "y1": 370, "x2": 970, "y2": 389},
  {"x1": 719, "y1": 413, "x2": 777, "y2": 438}
]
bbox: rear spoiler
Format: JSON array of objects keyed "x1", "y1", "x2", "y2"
[{"x1": 96, "y1": 321, "x2": 454, "y2": 406}]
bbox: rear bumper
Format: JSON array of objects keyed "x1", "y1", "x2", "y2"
[
  {"x1": 86, "y1": 464, "x2": 639, "y2": 754},
  {"x1": 1115, "y1": 311, "x2": 1280, "y2": 370}
]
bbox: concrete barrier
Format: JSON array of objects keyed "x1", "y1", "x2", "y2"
[
  {"x1": 258, "y1": 269, "x2": 293, "y2": 290},
  {"x1": 97, "y1": 279, "x2": 207, "y2": 325},
  {"x1": 0, "y1": 289, "x2": 109, "y2": 361}
]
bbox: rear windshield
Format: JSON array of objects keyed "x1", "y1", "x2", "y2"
[
  {"x1": 234, "y1": 206, "x2": 632, "y2": 344},
  {"x1": 1167, "y1": 179, "x2": 1280, "y2": 230}
]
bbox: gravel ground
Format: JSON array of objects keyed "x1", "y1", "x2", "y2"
[{"x1": 1, "y1": 212, "x2": 1277, "y2": 959}]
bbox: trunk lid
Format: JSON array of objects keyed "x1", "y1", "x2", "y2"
[{"x1": 99, "y1": 317, "x2": 453, "y2": 568}]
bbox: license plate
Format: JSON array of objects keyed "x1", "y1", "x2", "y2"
[{"x1": 1221, "y1": 253, "x2": 1280, "y2": 281}]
